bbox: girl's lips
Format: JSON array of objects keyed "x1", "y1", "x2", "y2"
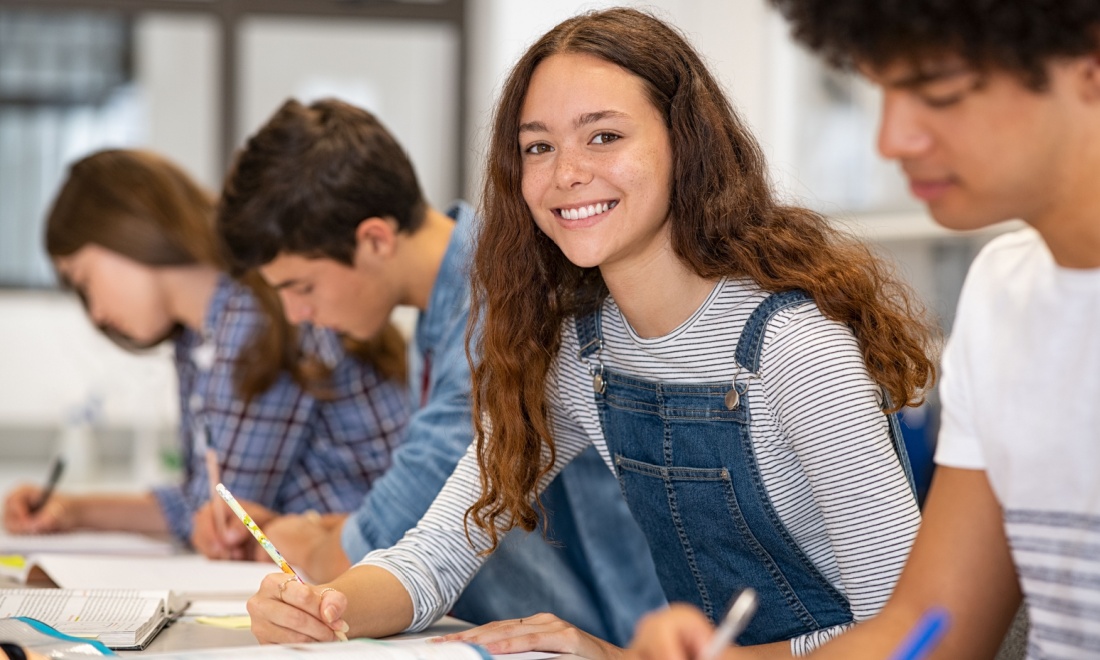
[{"x1": 908, "y1": 179, "x2": 954, "y2": 202}]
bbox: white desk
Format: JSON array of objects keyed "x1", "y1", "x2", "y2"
[
  {"x1": 1, "y1": 575, "x2": 577, "y2": 658},
  {"x1": 133, "y1": 615, "x2": 578, "y2": 658},
  {"x1": 126, "y1": 615, "x2": 486, "y2": 654}
]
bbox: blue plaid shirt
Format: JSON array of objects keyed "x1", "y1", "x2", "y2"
[{"x1": 153, "y1": 275, "x2": 409, "y2": 542}]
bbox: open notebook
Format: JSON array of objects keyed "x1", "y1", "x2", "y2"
[{"x1": 0, "y1": 588, "x2": 187, "y2": 650}]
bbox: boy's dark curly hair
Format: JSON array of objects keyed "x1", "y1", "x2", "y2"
[{"x1": 769, "y1": 0, "x2": 1100, "y2": 89}]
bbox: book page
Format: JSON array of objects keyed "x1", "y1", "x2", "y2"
[{"x1": 0, "y1": 589, "x2": 165, "y2": 643}]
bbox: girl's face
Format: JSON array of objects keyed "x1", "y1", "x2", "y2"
[
  {"x1": 519, "y1": 52, "x2": 674, "y2": 274},
  {"x1": 54, "y1": 244, "x2": 175, "y2": 344}
]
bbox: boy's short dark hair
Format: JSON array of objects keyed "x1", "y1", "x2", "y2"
[
  {"x1": 769, "y1": 0, "x2": 1100, "y2": 89},
  {"x1": 218, "y1": 98, "x2": 426, "y2": 273}
]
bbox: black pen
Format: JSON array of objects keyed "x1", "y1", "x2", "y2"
[{"x1": 28, "y1": 456, "x2": 66, "y2": 515}]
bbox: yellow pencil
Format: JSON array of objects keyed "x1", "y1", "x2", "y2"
[{"x1": 214, "y1": 482, "x2": 300, "y2": 581}]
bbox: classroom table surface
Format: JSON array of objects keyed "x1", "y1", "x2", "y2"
[
  {"x1": 125, "y1": 613, "x2": 578, "y2": 657},
  {"x1": 1, "y1": 574, "x2": 579, "y2": 658}
]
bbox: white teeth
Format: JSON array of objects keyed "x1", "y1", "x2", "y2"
[{"x1": 559, "y1": 202, "x2": 614, "y2": 219}]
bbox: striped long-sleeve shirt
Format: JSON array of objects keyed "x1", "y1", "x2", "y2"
[{"x1": 359, "y1": 277, "x2": 920, "y2": 654}]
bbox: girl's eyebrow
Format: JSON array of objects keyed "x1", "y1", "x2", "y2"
[
  {"x1": 519, "y1": 120, "x2": 548, "y2": 135},
  {"x1": 575, "y1": 110, "x2": 626, "y2": 128},
  {"x1": 519, "y1": 110, "x2": 628, "y2": 135}
]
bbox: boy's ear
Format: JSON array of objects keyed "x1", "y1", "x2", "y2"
[
  {"x1": 1078, "y1": 46, "x2": 1100, "y2": 102},
  {"x1": 353, "y1": 217, "x2": 399, "y2": 265}
]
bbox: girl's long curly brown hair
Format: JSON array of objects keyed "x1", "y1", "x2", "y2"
[{"x1": 467, "y1": 7, "x2": 939, "y2": 549}]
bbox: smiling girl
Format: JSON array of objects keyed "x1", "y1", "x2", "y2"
[
  {"x1": 2, "y1": 149, "x2": 409, "y2": 550},
  {"x1": 245, "y1": 9, "x2": 937, "y2": 658}
]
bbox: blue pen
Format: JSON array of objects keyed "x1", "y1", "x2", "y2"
[{"x1": 888, "y1": 608, "x2": 951, "y2": 660}]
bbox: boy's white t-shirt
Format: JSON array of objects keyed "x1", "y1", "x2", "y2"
[{"x1": 935, "y1": 227, "x2": 1100, "y2": 658}]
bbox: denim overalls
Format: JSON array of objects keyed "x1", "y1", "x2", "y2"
[{"x1": 574, "y1": 289, "x2": 915, "y2": 645}]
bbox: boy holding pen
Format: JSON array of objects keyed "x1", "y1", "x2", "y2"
[
  {"x1": 627, "y1": 1, "x2": 1100, "y2": 658},
  {"x1": 205, "y1": 98, "x2": 665, "y2": 645}
]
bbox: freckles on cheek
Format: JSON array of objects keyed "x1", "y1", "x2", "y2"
[{"x1": 520, "y1": 169, "x2": 542, "y2": 200}]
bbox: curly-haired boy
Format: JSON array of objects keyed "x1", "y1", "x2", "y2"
[{"x1": 627, "y1": 2, "x2": 1100, "y2": 658}]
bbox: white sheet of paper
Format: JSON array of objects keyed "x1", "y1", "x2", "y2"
[
  {"x1": 0, "y1": 530, "x2": 176, "y2": 555},
  {"x1": 185, "y1": 598, "x2": 250, "y2": 617},
  {"x1": 387, "y1": 634, "x2": 557, "y2": 659},
  {"x1": 23, "y1": 554, "x2": 278, "y2": 597}
]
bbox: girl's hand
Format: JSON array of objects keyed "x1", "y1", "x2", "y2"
[
  {"x1": 247, "y1": 573, "x2": 350, "y2": 644},
  {"x1": 3, "y1": 485, "x2": 76, "y2": 534},
  {"x1": 625, "y1": 604, "x2": 716, "y2": 660},
  {"x1": 437, "y1": 612, "x2": 622, "y2": 659}
]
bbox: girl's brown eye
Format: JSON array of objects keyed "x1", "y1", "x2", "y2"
[{"x1": 524, "y1": 143, "x2": 552, "y2": 156}]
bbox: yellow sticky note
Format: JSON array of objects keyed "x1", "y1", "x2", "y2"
[
  {"x1": 0, "y1": 555, "x2": 25, "y2": 569},
  {"x1": 194, "y1": 615, "x2": 252, "y2": 629}
]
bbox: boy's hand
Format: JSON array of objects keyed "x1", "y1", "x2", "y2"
[{"x1": 191, "y1": 497, "x2": 273, "y2": 559}]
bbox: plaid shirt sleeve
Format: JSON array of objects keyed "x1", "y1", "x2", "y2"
[{"x1": 153, "y1": 281, "x2": 409, "y2": 543}]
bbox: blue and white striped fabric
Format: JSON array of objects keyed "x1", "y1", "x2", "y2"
[{"x1": 1007, "y1": 510, "x2": 1100, "y2": 657}]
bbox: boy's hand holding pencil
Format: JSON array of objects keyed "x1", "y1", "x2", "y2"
[{"x1": 190, "y1": 486, "x2": 275, "y2": 560}]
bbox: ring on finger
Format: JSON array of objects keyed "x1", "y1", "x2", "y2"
[
  {"x1": 278, "y1": 576, "x2": 297, "y2": 599},
  {"x1": 319, "y1": 587, "x2": 336, "y2": 598}
]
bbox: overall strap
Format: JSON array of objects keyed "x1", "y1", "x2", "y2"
[
  {"x1": 575, "y1": 308, "x2": 603, "y2": 360},
  {"x1": 734, "y1": 289, "x2": 919, "y2": 496},
  {"x1": 734, "y1": 290, "x2": 815, "y2": 373}
]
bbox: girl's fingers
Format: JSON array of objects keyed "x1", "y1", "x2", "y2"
[
  {"x1": 439, "y1": 613, "x2": 607, "y2": 657},
  {"x1": 248, "y1": 574, "x2": 342, "y2": 643}
]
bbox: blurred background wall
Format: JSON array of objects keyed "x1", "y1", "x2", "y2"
[{"x1": 0, "y1": 0, "x2": 1006, "y2": 496}]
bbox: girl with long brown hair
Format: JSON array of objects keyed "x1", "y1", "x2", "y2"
[
  {"x1": 2, "y1": 149, "x2": 409, "y2": 553},
  {"x1": 246, "y1": 8, "x2": 937, "y2": 658}
]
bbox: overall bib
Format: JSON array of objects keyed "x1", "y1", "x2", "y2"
[{"x1": 574, "y1": 289, "x2": 915, "y2": 645}]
